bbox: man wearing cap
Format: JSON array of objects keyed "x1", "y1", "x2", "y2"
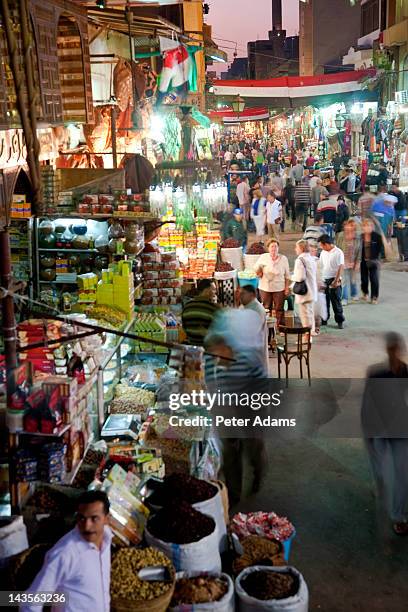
[{"x1": 223, "y1": 208, "x2": 247, "y2": 249}]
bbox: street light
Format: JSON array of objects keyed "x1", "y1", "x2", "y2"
[
  {"x1": 231, "y1": 94, "x2": 246, "y2": 121},
  {"x1": 335, "y1": 114, "x2": 346, "y2": 131}
]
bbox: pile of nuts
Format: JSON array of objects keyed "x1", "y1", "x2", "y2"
[
  {"x1": 110, "y1": 547, "x2": 174, "y2": 601},
  {"x1": 171, "y1": 575, "x2": 228, "y2": 605},
  {"x1": 147, "y1": 500, "x2": 215, "y2": 544},
  {"x1": 241, "y1": 570, "x2": 298, "y2": 601},
  {"x1": 233, "y1": 536, "x2": 285, "y2": 575},
  {"x1": 110, "y1": 386, "x2": 155, "y2": 414}
]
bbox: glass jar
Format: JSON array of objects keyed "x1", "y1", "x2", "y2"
[{"x1": 108, "y1": 221, "x2": 124, "y2": 239}]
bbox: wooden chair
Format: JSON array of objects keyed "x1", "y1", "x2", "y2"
[{"x1": 277, "y1": 326, "x2": 312, "y2": 387}]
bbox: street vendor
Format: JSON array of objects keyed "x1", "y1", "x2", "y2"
[
  {"x1": 21, "y1": 491, "x2": 112, "y2": 612},
  {"x1": 223, "y1": 208, "x2": 247, "y2": 249}
]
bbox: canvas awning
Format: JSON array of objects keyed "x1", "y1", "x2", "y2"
[
  {"x1": 208, "y1": 107, "x2": 270, "y2": 123},
  {"x1": 213, "y1": 69, "x2": 378, "y2": 109}
]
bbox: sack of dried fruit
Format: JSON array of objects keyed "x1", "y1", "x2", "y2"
[
  {"x1": 232, "y1": 536, "x2": 286, "y2": 576},
  {"x1": 235, "y1": 566, "x2": 309, "y2": 612},
  {"x1": 170, "y1": 572, "x2": 234, "y2": 612},
  {"x1": 145, "y1": 501, "x2": 222, "y2": 573}
]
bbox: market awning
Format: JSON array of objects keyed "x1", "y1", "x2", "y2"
[
  {"x1": 213, "y1": 69, "x2": 379, "y2": 109},
  {"x1": 208, "y1": 107, "x2": 270, "y2": 123}
]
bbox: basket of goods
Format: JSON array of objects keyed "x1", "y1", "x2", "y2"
[
  {"x1": 231, "y1": 512, "x2": 295, "y2": 562},
  {"x1": 235, "y1": 566, "x2": 309, "y2": 612},
  {"x1": 146, "y1": 474, "x2": 227, "y2": 551},
  {"x1": 110, "y1": 547, "x2": 175, "y2": 612},
  {"x1": 170, "y1": 572, "x2": 234, "y2": 612},
  {"x1": 245, "y1": 242, "x2": 266, "y2": 271},
  {"x1": 145, "y1": 500, "x2": 221, "y2": 573},
  {"x1": 220, "y1": 238, "x2": 243, "y2": 271},
  {"x1": 214, "y1": 261, "x2": 237, "y2": 281},
  {"x1": 232, "y1": 536, "x2": 285, "y2": 576},
  {"x1": 237, "y1": 270, "x2": 259, "y2": 289}
]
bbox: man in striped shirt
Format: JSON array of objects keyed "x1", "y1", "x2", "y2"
[
  {"x1": 181, "y1": 279, "x2": 219, "y2": 346},
  {"x1": 295, "y1": 182, "x2": 312, "y2": 232}
]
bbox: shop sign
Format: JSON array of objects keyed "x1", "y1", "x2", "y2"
[{"x1": 0, "y1": 128, "x2": 56, "y2": 170}]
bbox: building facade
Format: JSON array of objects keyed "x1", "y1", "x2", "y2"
[{"x1": 299, "y1": 0, "x2": 361, "y2": 76}]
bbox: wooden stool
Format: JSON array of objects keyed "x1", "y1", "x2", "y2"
[
  {"x1": 266, "y1": 315, "x2": 277, "y2": 353},
  {"x1": 277, "y1": 326, "x2": 312, "y2": 387}
]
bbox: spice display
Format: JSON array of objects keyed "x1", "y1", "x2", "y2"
[
  {"x1": 171, "y1": 575, "x2": 228, "y2": 606},
  {"x1": 233, "y1": 536, "x2": 285, "y2": 575},
  {"x1": 247, "y1": 242, "x2": 266, "y2": 255},
  {"x1": 147, "y1": 501, "x2": 215, "y2": 544},
  {"x1": 215, "y1": 262, "x2": 234, "y2": 272},
  {"x1": 221, "y1": 238, "x2": 240, "y2": 248},
  {"x1": 148, "y1": 473, "x2": 217, "y2": 506},
  {"x1": 231, "y1": 512, "x2": 295, "y2": 542},
  {"x1": 111, "y1": 547, "x2": 174, "y2": 601},
  {"x1": 241, "y1": 569, "x2": 298, "y2": 601},
  {"x1": 110, "y1": 386, "x2": 155, "y2": 415}
]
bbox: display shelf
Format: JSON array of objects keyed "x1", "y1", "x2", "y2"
[
  {"x1": 63, "y1": 434, "x2": 94, "y2": 485},
  {"x1": 66, "y1": 213, "x2": 157, "y2": 222},
  {"x1": 77, "y1": 370, "x2": 99, "y2": 402},
  {"x1": 39, "y1": 248, "x2": 99, "y2": 253},
  {"x1": 18, "y1": 424, "x2": 71, "y2": 438},
  {"x1": 39, "y1": 279, "x2": 78, "y2": 285}
]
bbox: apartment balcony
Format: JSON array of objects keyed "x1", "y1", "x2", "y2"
[
  {"x1": 342, "y1": 47, "x2": 374, "y2": 69},
  {"x1": 383, "y1": 19, "x2": 408, "y2": 47}
]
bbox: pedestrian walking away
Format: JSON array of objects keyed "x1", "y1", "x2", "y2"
[{"x1": 317, "y1": 234, "x2": 345, "y2": 328}]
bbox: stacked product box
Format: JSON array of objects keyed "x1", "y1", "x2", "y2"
[
  {"x1": 41, "y1": 167, "x2": 61, "y2": 214},
  {"x1": 77, "y1": 273, "x2": 98, "y2": 304},
  {"x1": 142, "y1": 251, "x2": 182, "y2": 307},
  {"x1": 10, "y1": 194, "x2": 31, "y2": 218},
  {"x1": 96, "y1": 260, "x2": 135, "y2": 318},
  {"x1": 133, "y1": 313, "x2": 167, "y2": 353}
]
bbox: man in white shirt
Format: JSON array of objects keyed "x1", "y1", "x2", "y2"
[
  {"x1": 224, "y1": 150, "x2": 232, "y2": 165},
  {"x1": 22, "y1": 491, "x2": 112, "y2": 612},
  {"x1": 318, "y1": 234, "x2": 345, "y2": 329},
  {"x1": 266, "y1": 191, "x2": 282, "y2": 239},
  {"x1": 236, "y1": 150, "x2": 245, "y2": 161}
]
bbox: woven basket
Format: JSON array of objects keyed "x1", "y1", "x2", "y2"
[
  {"x1": 212, "y1": 480, "x2": 229, "y2": 523},
  {"x1": 111, "y1": 581, "x2": 175, "y2": 612}
]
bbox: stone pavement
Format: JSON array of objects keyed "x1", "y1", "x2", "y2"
[{"x1": 238, "y1": 229, "x2": 408, "y2": 611}]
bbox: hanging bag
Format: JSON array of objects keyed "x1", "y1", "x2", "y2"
[{"x1": 293, "y1": 257, "x2": 308, "y2": 296}]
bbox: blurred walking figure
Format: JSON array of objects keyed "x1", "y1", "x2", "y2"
[
  {"x1": 337, "y1": 219, "x2": 361, "y2": 305},
  {"x1": 204, "y1": 309, "x2": 268, "y2": 506},
  {"x1": 250, "y1": 188, "x2": 267, "y2": 238},
  {"x1": 362, "y1": 332, "x2": 408, "y2": 536},
  {"x1": 361, "y1": 217, "x2": 382, "y2": 304}
]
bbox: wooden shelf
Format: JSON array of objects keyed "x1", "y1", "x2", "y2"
[
  {"x1": 19, "y1": 424, "x2": 71, "y2": 438},
  {"x1": 39, "y1": 248, "x2": 99, "y2": 253}
]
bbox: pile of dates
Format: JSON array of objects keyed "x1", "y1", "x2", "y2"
[
  {"x1": 221, "y1": 238, "x2": 240, "y2": 248},
  {"x1": 247, "y1": 242, "x2": 266, "y2": 254},
  {"x1": 215, "y1": 262, "x2": 234, "y2": 272}
]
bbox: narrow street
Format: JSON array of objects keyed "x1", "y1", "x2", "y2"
[{"x1": 238, "y1": 229, "x2": 408, "y2": 611}]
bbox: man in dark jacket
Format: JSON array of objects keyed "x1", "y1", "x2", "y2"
[
  {"x1": 223, "y1": 208, "x2": 247, "y2": 248},
  {"x1": 389, "y1": 184, "x2": 407, "y2": 220}
]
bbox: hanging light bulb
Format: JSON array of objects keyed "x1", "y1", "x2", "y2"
[{"x1": 96, "y1": 0, "x2": 105, "y2": 9}]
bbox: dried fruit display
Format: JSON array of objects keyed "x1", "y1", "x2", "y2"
[
  {"x1": 247, "y1": 242, "x2": 266, "y2": 254},
  {"x1": 241, "y1": 569, "x2": 298, "y2": 601},
  {"x1": 147, "y1": 501, "x2": 215, "y2": 544},
  {"x1": 215, "y1": 262, "x2": 234, "y2": 272},
  {"x1": 221, "y1": 238, "x2": 240, "y2": 249},
  {"x1": 171, "y1": 575, "x2": 228, "y2": 605},
  {"x1": 147, "y1": 473, "x2": 217, "y2": 506},
  {"x1": 233, "y1": 536, "x2": 285, "y2": 575}
]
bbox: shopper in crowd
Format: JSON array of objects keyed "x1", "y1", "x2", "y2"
[
  {"x1": 254, "y1": 238, "x2": 291, "y2": 329},
  {"x1": 240, "y1": 284, "x2": 269, "y2": 369},
  {"x1": 223, "y1": 207, "x2": 247, "y2": 249},
  {"x1": 372, "y1": 193, "x2": 396, "y2": 241},
  {"x1": 303, "y1": 212, "x2": 326, "y2": 244},
  {"x1": 182, "y1": 279, "x2": 219, "y2": 346},
  {"x1": 378, "y1": 162, "x2": 389, "y2": 187},
  {"x1": 359, "y1": 185, "x2": 376, "y2": 218},
  {"x1": 283, "y1": 178, "x2": 296, "y2": 226},
  {"x1": 204, "y1": 310, "x2": 268, "y2": 505},
  {"x1": 22, "y1": 491, "x2": 112, "y2": 612},
  {"x1": 292, "y1": 239, "x2": 318, "y2": 335},
  {"x1": 294, "y1": 181, "x2": 312, "y2": 232},
  {"x1": 335, "y1": 195, "x2": 350, "y2": 234},
  {"x1": 317, "y1": 234, "x2": 345, "y2": 329},
  {"x1": 305, "y1": 151, "x2": 316, "y2": 170},
  {"x1": 311, "y1": 179, "x2": 329, "y2": 216},
  {"x1": 236, "y1": 174, "x2": 251, "y2": 221},
  {"x1": 250, "y1": 188, "x2": 267, "y2": 238},
  {"x1": 389, "y1": 184, "x2": 407, "y2": 220},
  {"x1": 309, "y1": 241, "x2": 326, "y2": 335},
  {"x1": 270, "y1": 171, "x2": 284, "y2": 198},
  {"x1": 362, "y1": 332, "x2": 408, "y2": 536},
  {"x1": 309, "y1": 170, "x2": 321, "y2": 190},
  {"x1": 290, "y1": 160, "x2": 304, "y2": 184},
  {"x1": 327, "y1": 169, "x2": 339, "y2": 195},
  {"x1": 332, "y1": 152, "x2": 342, "y2": 180},
  {"x1": 317, "y1": 194, "x2": 338, "y2": 226},
  {"x1": 336, "y1": 219, "x2": 361, "y2": 305},
  {"x1": 340, "y1": 167, "x2": 361, "y2": 196},
  {"x1": 265, "y1": 191, "x2": 282, "y2": 239},
  {"x1": 360, "y1": 217, "x2": 382, "y2": 305}
]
